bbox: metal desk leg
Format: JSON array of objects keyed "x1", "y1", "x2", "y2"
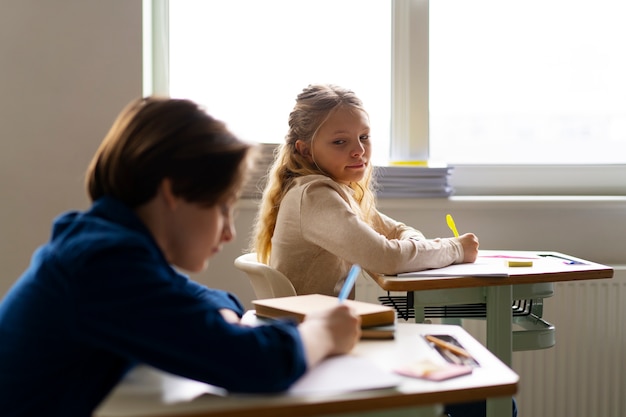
[
  {"x1": 486, "y1": 285, "x2": 513, "y2": 417},
  {"x1": 411, "y1": 291, "x2": 427, "y2": 323}
]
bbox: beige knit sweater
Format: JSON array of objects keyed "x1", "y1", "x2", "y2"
[{"x1": 269, "y1": 175, "x2": 464, "y2": 298}]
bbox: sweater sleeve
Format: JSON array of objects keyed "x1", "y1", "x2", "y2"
[
  {"x1": 299, "y1": 181, "x2": 463, "y2": 274},
  {"x1": 371, "y1": 210, "x2": 426, "y2": 241},
  {"x1": 73, "y1": 245, "x2": 307, "y2": 393}
]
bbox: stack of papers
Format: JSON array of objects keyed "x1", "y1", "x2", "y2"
[
  {"x1": 374, "y1": 164, "x2": 454, "y2": 198},
  {"x1": 241, "y1": 143, "x2": 280, "y2": 199}
]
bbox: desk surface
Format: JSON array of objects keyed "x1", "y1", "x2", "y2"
[
  {"x1": 95, "y1": 323, "x2": 518, "y2": 417},
  {"x1": 373, "y1": 250, "x2": 614, "y2": 292}
]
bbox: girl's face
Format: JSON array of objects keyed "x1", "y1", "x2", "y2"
[
  {"x1": 166, "y1": 194, "x2": 237, "y2": 273},
  {"x1": 306, "y1": 106, "x2": 371, "y2": 184}
]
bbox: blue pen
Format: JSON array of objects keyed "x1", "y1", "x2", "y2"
[
  {"x1": 338, "y1": 264, "x2": 362, "y2": 303},
  {"x1": 538, "y1": 254, "x2": 587, "y2": 265}
]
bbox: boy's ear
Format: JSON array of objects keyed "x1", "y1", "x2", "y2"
[
  {"x1": 295, "y1": 140, "x2": 311, "y2": 157},
  {"x1": 159, "y1": 178, "x2": 179, "y2": 209}
]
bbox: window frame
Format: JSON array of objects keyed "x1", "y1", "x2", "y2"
[{"x1": 144, "y1": 0, "x2": 626, "y2": 196}]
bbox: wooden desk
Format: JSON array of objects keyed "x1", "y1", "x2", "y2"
[
  {"x1": 95, "y1": 323, "x2": 518, "y2": 417},
  {"x1": 374, "y1": 251, "x2": 613, "y2": 293},
  {"x1": 371, "y1": 250, "x2": 614, "y2": 417}
]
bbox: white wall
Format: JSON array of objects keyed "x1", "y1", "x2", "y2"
[
  {"x1": 0, "y1": 1, "x2": 142, "y2": 296},
  {"x1": 1, "y1": 1, "x2": 625, "y2": 313}
]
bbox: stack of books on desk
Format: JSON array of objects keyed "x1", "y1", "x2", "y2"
[
  {"x1": 241, "y1": 142, "x2": 280, "y2": 199},
  {"x1": 374, "y1": 164, "x2": 454, "y2": 198},
  {"x1": 253, "y1": 294, "x2": 397, "y2": 339}
]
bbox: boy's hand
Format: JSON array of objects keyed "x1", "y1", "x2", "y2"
[
  {"x1": 219, "y1": 308, "x2": 241, "y2": 324},
  {"x1": 298, "y1": 304, "x2": 361, "y2": 367}
]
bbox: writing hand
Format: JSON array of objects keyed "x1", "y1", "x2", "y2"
[
  {"x1": 219, "y1": 308, "x2": 241, "y2": 324},
  {"x1": 298, "y1": 304, "x2": 361, "y2": 367},
  {"x1": 458, "y1": 233, "x2": 479, "y2": 263}
]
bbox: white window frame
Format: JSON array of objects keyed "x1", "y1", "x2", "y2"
[{"x1": 143, "y1": 0, "x2": 626, "y2": 196}]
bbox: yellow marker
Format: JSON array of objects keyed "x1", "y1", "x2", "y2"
[
  {"x1": 446, "y1": 214, "x2": 459, "y2": 238},
  {"x1": 508, "y1": 260, "x2": 534, "y2": 267}
]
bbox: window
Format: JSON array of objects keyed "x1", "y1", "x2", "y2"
[
  {"x1": 430, "y1": 0, "x2": 626, "y2": 165},
  {"x1": 167, "y1": 0, "x2": 390, "y2": 166},
  {"x1": 145, "y1": 0, "x2": 626, "y2": 195}
]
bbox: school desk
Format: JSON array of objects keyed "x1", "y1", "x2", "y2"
[
  {"x1": 95, "y1": 322, "x2": 518, "y2": 417},
  {"x1": 370, "y1": 249, "x2": 614, "y2": 417}
]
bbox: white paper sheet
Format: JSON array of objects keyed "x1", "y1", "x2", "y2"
[
  {"x1": 288, "y1": 355, "x2": 401, "y2": 395},
  {"x1": 398, "y1": 260, "x2": 509, "y2": 278}
]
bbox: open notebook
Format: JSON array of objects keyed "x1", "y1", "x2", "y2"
[
  {"x1": 118, "y1": 312, "x2": 401, "y2": 404},
  {"x1": 121, "y1": 355, "x2": 401, "y2": 404},
  {"x1": 398, "y1": 259, "x2": 509, "y2": 278}
]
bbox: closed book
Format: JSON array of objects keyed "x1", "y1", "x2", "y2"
[
  {"x1": 360, "y1": 323, "x2": 396, "y2": 339},
  {"x1": 252, "y1": 294, "x2": 396, "y2": 328}
]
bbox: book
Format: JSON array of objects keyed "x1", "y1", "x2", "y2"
[
  {"x1": 252, "y1": 294, "x2": 396, "y2": 328},
  {"x1": 360, "y1": 323, "x2": 396, "y2": 340},
  {"x1": 243, "y1": 309, "x2": 396, "y2": 340}
]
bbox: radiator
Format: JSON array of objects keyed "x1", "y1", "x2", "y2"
[{"x1": 356, "y1": 266, "x2": 626, "y2": 417}]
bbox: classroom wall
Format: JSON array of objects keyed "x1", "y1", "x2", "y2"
[
  {"x1": 1, "y1": 1, "x2": 625, "y2": 311},
  {"x1": 0, "y1": 0, "x2": 142, "y2": 296}
]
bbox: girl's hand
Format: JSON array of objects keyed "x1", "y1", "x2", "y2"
[{"x1": 458, "y1": 233, "x2": 479, "y2": 263}]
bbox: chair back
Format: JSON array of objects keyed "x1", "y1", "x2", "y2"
[{"x1": 234, "y1": 253, "x2": 297, "y2": 299}]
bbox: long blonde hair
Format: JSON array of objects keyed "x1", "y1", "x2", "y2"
[{"x1": 252, "y1": 84, "x2": 377, "y2": 263}]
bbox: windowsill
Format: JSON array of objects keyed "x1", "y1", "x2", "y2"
[
  {"x1": 378, "y1": 195, "x2": 626, "y2": 210},
  {"x1": 238, "y1": 195, "x2": 626, "y2": 211},
  {"x1": 447, "y1": 164, "x2": 626, "y2": 196}
]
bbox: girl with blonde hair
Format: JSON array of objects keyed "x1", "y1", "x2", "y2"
[{"x1": 253, "y1": 84, "x2": 480, "y2": 298}]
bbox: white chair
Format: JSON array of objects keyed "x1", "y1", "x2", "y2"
[{"x1": 234, "y1": 253, "x2": 297, "y2": 299}]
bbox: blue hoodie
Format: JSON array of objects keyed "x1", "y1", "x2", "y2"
[{"x1": 0, "y1": 197, "x2": 306, "y2": 416}]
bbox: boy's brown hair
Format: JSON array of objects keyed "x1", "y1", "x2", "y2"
[{"x1": 86, "y1": 96, "x2": 253, "y2": 207}]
